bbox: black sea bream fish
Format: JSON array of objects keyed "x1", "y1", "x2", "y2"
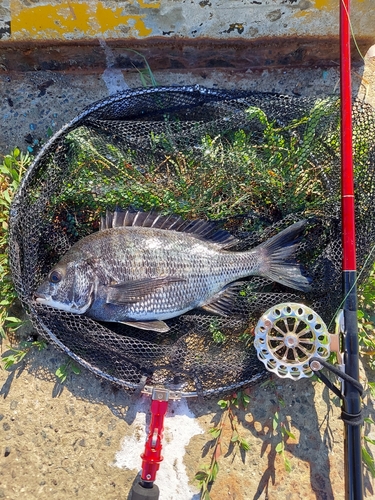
[{"x1": 35, "y1": 210, "x2": 311, "y2": 332}]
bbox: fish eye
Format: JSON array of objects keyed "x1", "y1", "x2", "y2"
[{"x1": 49, "y1": 270, "x2": 62, "y2": 284}]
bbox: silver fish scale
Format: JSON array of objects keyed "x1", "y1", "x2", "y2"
[{"x1": 74, "y1": 226, "x2": 259, "y2": 321}]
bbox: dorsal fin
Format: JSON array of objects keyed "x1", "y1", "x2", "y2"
[{"x1": 100, "y1": 208, "x2": 238, "y2": 246}]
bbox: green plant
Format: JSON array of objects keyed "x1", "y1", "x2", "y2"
[
  {"x1": 2, "y1": 339, "x2": 47, "y2": 369},
  {"x1": 55, "y1": 358, "x2": 81, "y2": 383},
  {"x1": 49, "y1": 98, "x2": 341, "y2": 243},
  {"x1": 1, "y1": 338, "x2": 80, "y2": 385},
  {"x1": 209, "y1": 318, "x2": 227, "y2": 344},
  {"x1": 357, "y1": 261, "x2": 375, "y2": 478},
  {"x1": 272, "y1": 402, "x2": 296, "y2": 472},
  {"x1": 358, "y1": 260, "x2": 375, "y2": 369},
  {"x1": 259, "y1": 378, "x2": 297, "y2": 473},
  {"x1": 125, "y1": 49, "x2": 158, "y2": 87},
  {"x1": 241, "y1": 99, "x2": 340, "y2": 219},
  {"x1": 0, "y1": 148, "x2": 32, "y2": 339},
  {"x1": 363, "y1": 417, "x2": 375, "y2": 477},
  {"x1": 195, "y1": 391, "x2": 251, "y2": 499}
]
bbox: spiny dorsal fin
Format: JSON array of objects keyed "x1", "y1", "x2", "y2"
[{"x1": 100, "y1": 208, "x2": 238, "y2": 246}]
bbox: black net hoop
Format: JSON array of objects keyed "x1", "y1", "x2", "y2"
[{"x1": 9, "y1": 85, "x2": 375, "y2": 396}]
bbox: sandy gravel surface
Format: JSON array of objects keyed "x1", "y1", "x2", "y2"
[{"x1": 1, "y1": 333, "x2": 374, "y2": 500}]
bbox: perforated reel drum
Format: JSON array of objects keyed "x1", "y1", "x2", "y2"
[{"x1": 254, "y1": 303, "x2": 330, "y2": 380}]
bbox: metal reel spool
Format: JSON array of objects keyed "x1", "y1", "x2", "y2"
[{"x1": 254, "y1": 303, "x2": 330, "y2": 380}]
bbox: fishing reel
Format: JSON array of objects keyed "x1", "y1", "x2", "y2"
[{"x1": 254, "y1": 303, "x2": 341, "y2": 380}]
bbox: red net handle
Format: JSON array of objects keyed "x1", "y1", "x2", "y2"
[{"x1": 140, "y1": 397, "x2": 169, "y2": 483}]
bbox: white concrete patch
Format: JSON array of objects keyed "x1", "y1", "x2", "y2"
[
  {"x1": 114, "y1": 396, "x2": 203, "y2": 500},
  {"x1": 366, "y1": 45, "x2": 375, "y2": 59},
  {"x1": 99, "y1": 39, "x2": 130, "y2": 94}
]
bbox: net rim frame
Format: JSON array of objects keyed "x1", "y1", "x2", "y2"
[{"x1": 9, "y1": 84, "x2": 374, "y2": 397}]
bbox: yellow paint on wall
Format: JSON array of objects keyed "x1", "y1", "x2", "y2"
[
  {"x1": 10, "y1": 1, "x2": 154, "y2": 39},
  {"x1": 313, "y1": 0, "x2": 336, "y2": 10},
  {"x1": 293, "y1": 10, "x2": 310, "y2": 17}
]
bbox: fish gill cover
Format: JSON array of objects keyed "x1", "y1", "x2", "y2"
[{"x1": 8, "y1": 86, "x2": 375, "y2": 395}]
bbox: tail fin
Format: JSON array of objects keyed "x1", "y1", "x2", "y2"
[{"x1": 257, "y1": 220, "x2": 311, "y2": 292}]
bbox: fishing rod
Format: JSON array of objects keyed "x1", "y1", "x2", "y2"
[
  {"x1": 339, "y1": 0, "x2": 364, "y2": 497},
  {"x1": 255, "y1": 1, "x2": 365, "y2": 497}
]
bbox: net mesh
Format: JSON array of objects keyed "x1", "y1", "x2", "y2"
[{"x1": 9, "y1": 85, "x2": 375, "y2": 395}]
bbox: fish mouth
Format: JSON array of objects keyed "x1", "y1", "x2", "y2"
[
  {"x1": 34, "y1": 292, "x2": 50, "y2": 304},
  {"x1": 34, "y1": 292, "x2": 90, "y2": 314}
]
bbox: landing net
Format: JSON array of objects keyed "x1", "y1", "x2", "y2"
[{"x1": 9, "y1": 86, "x2": 375, "y2": 395}]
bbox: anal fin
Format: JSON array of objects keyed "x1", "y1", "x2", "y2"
[
  {"x1": 200, "y1": 282, "x2": 245, "y2": 316},
  {"x1": 119, "y1": 320, "x2": 170, "y2": 333}
]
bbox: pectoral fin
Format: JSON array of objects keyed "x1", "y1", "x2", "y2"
[
  {"x1": 201, "y1": 281, "x2": 245, "y2": 316},
  {"x1": 119, "y1": 320, "x2": 170, "y2": 333},
  {"x1": 106, "y1": 276, "x2": 186, "y2": 305}
]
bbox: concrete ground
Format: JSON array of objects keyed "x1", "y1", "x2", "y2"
[
  {"x1": 0, "y1": 60, "x2": 371, "y2": 156},
  {"x1": 1, "y1": 45, "x2": 375, "y2": 500}
]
